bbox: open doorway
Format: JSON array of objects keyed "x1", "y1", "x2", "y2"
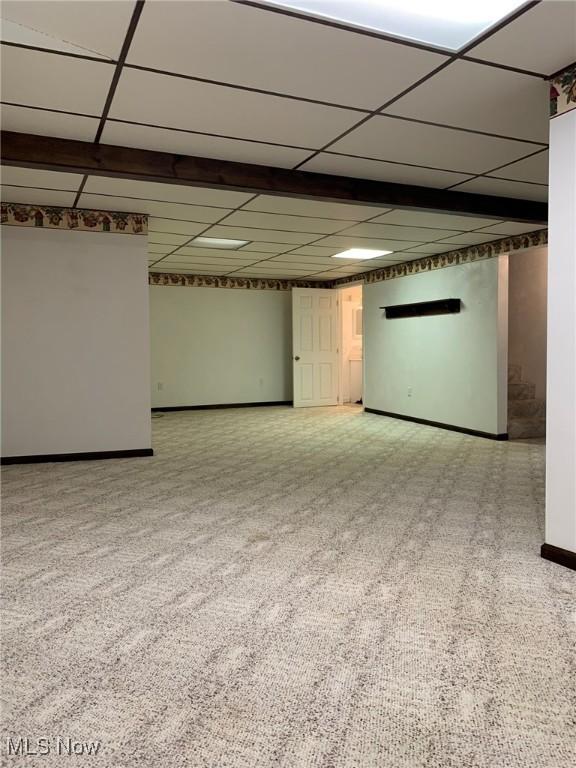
[
  {"x1": 507, "y1": 247, "x2": 547, "y2": 440},
  {"x1": 291, "y1": 285, "x2": 363, "y2": 408},
  {"x1": 338, "y1": 284, "x2": 363, "y2": 406}
]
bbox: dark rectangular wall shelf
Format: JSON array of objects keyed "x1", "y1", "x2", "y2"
[{"x1": 381, "y1": 298, "x2": 461, "y2": 319}]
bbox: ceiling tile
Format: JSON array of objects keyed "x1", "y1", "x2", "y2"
[
  {"x1": 148, "y1": 232, "x2": 191, "y2": 246},
  {"x1": 401, "y1": 243, "x2": 464, "y2": 254},
  {"x1": 76, "y1": 192, "x2": 156, "y2": 214},
  {"x1": 332, "y1": 272, "x2": 372, "y2": 282},
  {"x1": 332, "y1": 253, "x2": 395, "y2": 267},
  {"x1": 150, "y1": 267, "x2": 231, "y2": 275},
  {"x1": 386, "y1": 61, "x2": 549, "y2": 143},
  {"x1": 467, "y1": 2, "x2": 576, "y2": 76},
  {"x1": 341, "y1": 222, "x2": 461, "y2": 241},
  {"x1": 252, "y1": 257, "x2": 324, "y2": 272},
  {"x1": 244, "y1": 195, "x2": 388, "y2": 221},
  {"x1": 330, "y1": 264, "x2": 378, "y2": 274},
  {"x1": 435, "y1": 232, "x2": 505, "y2": 246},
  {"x1": 1, "y1": 186, "x2": 76, "y2": 206},
  {"x1": 325, "y1": 115, "x2": 543, "y2": 174},
  {"x1": 388, "y1": 255, "x2": 434, "y2": 266},
  {"x1": 174, "y1": 247, "x2": 271, "y2": 260},
  {"x1": 1, "y1": 19, "x2": 111, "y2": 59},
  {"x1": 110, "y1": 68, "x2": 362, "y2": 149},
  {"x1": 359, "y1": 256, "x2": 405, "y2": 266},
  {"x1": 302, "y1": 152, "x2": 472, "y2": 187},
  {"x1": 222, "y1": 210, "x2": 354, "y2": 235},
  {"x1": 0, "y1": 166, "x2": 83, "y2": 191},
  {"x1": 201, "y1": 226, "x2": 317, "y2": 245},
  {"x1": 239, "y1": 251, "x2": 292, "y2": 260},
  {"x1": 236, "y1": 269, "x2": 314, "y2": 277},
  {"x1": 165, "y1": 251, "x2": 258, "y2": 262},
  {"x1": 453, "y1": 177, "x2": 548, "y2": 202},
  {"x1": 237, "y1": 242, "x2": 294, "y2": 253},
  {"x1": 474, "y1": 221, "x2": 548, "y2": 236},
  {"x1": 306, "y1": 271, "x2": 342, "y2": 279},
  {"x1": 233, "y1": 264, "x2": 315, "y2": 272},
  {"x1": 149, "y1": 218, "x2": 216, "y2": 236},
  {"x1": 128, "y1": 1, "x2": 447, "y2": 110},
  {"x1": 0, "y1": 104, "x2": 99, "y2": 141},
  {"x1": 100, "y1": 120, "x2": 311, "y2": 168},
  {"x1": 268, "y1": 262, "x2": 332, "y2": 271},
  {"x1": 83, "y1": 176, "x2": 253, "y2": 209},
  {"x1": 78, "y1": 193, "x2": 232, "y2": 223},
  {"x1": 147, "y1": 244, "x2": 175, "y2": 254},
  {"x1": 1, "y1": 45, "x2": 114, "y2": 114},
  {"x1": 490, "y1": 151, "x2": 549, "y2": 184},
  {"x1": 313, "y1": 235, "x2": 423, "y2": 251},
  {"x1": 374, "y1": 209, "x2": 503, "y2": 230},
  {"x1": 288, "y1": 246, "x2": 341, "y2": 257},
  {"x1": 368, "y1": 256, "x2": 418, "y2": 265},
  {"x1": 269, "y1": 255, "x2": 341, "y2": 266},
  {"x1": 1, "y1": 0, "x2": 136, "y2": 59},
  {"x1": 158, "y1": 259, "x2": 257, "y2": 269}
]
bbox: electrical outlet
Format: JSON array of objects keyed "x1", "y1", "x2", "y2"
[
  {"x1": 407, "y1": 386, "x2": 413, "y2": 397},
  {"x1": 157, "y1": 382, "x2": 164, "y2": 391}
]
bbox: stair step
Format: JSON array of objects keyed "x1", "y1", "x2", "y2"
[
  {"x1": 508, "y1": 381, "x2": 536, "y2": 400},
  {"x1": 508, "y1": 398, "x2": 546, "y2": 419},
  {"x1": 508, "y1": 417, "x2": 546, "y2": 440},
  {"x1": 508, "y1": 364, "x2": 522, "y2": 384}
]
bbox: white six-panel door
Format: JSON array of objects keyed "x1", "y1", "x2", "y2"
[{"x1": 292, "y1": 288, "x2": 339, "y2": 407}]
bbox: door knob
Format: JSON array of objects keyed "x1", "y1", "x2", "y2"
[{"x1": 294, "y1": 355, "x2": 300, "y2": 361}]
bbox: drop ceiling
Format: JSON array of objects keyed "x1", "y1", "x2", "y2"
[
  {"x1": 0, "y1": 0, "x2": 566, "y2": 278},
  {"x1": 1, "y1": 167, "x2": 546, "y2": 280}
]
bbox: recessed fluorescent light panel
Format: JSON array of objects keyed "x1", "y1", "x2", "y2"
[
  {"x1": 333, "y1": 248, "x2": 393, "y2": 260},
  {"x1": 260, "y1": 1, "x2": 525, "y2": 50},
  {"x1": 191, "y1": 237, "x2": 248, "y2": 249}
]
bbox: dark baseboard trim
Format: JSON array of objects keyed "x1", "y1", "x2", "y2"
[
  {"x1": 1, "y1": 448, "x2": 153, "y2": 465},
  {"x1": 364, "y1": 407, "x2": 508, "y2": 441},
  {"x1": 152, "y1": 401, "x2": 292, "y2": 412},
  {"x1": 541, "y1": 543, "x2": 576, "y2": 571}
]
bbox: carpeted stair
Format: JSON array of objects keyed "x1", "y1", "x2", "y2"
[{"x1": 508, "y1": 364, "x2": 546, "y2": 439}]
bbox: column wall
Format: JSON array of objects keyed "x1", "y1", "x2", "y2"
[{"x1": 543, "y1": 68, "x2": 576, "y2": 568}]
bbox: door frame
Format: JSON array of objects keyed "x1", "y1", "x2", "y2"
[{"x1": 336, "y1": 281, "x2": 365, "y2": 406}]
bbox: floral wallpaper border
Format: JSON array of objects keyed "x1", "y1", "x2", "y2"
[
  {"x1": 331, "y1": 228, "x2": 548, "y2": 288},
  {"x1": 550, "y1": 63, "x2": 576, "y2": 118},
  {"x1": 149, "y1": 273, "x2": 330, "y2": 290},
  {"x1": 1, "y1": 202, "x2": 148, "y2": 234}
]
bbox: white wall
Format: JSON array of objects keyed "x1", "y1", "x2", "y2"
[
  {"x1": 364, "y1": 257, "x2": 507, "y2": 435},
  {"x1": 1, "y1": 227, "x2": 151, "y2": 457},
  {"x1": 508, "y1": 246, "x2": 547, "y2": 398},
  {"x1": 150, "y1": 285, "x2": 292, "y2": 407},
  {"x1": 546, "y1": 108, "x2": 576, "y2": 554}
]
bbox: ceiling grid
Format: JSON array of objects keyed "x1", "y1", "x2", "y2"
[{"x1": 1, "y1": 0, "x2": 571, "y2": 278}]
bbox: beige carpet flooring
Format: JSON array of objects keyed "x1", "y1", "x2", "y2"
[{"x1": 2, "y1": 406, "x2": 575, "y2": 767}]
